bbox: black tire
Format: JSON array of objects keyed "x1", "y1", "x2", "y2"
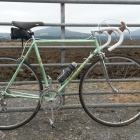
[
  {"x1": 0, "y1": 56, "x2": 43, "y2": 130},
  {"x1": 79, "y1": 54, "x2": 140, "y2": 126}
]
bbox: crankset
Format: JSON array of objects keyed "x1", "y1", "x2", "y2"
[
  {"x1": 40, "y1": 89, "x2": 63, "y2": 128},
  {"x1": 40, "y1": 89, "x2": 63, "y2": 111}
]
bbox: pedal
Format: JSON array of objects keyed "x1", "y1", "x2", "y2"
[
  {"x1": 49, "y1": 118, "x2": 55, "y2": 128},
  {"x1": 0, "y1": 98, "x2": 7, "y2": 111}
]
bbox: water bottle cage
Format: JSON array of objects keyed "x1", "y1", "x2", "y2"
[{"x1": 57, "y1": 62, "x2": 77, "y2": 84}]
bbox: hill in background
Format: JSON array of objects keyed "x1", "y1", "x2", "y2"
[
  {"x1": 34, "y1": 27, "x2": 90, "y2": 39},
  {"x1": 0, "y1": 27, "x2": 140, "y2": 41}
]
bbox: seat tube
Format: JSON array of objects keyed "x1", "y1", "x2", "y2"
[{"x1": 34, "y1": 42, "x2": 49, "y2": 86}]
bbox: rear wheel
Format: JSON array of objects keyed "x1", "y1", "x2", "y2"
[
  {"x1": 79, "y1": 54, "x2": 140, "y2": 126},
  {"x1": 0, "y1": 56, "x2": 43, "y2": 130}
]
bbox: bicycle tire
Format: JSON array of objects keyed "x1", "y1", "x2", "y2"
[
  {"x1": 79, "y1": 54, "x2": 140, "y2": 126},
  {"x1": 0, "y1": 55, "x2": 43, "y2": 130}
]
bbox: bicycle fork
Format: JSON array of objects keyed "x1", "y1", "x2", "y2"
[{"x1": 98, "y1": 53, "x2": 119, "y2": 93}]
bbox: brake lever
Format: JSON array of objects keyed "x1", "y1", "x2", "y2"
[{"x1": 111, "y1": 26, "x2": 132, "y2": 42}]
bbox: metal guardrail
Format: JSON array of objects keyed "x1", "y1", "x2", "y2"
[
  {"x1": 1, "y1": 0, "x2": 140, "y2": 5},
  {"x1": 0, "y1": 0, "x2": 139, "y2": 111},
  {"x1": 1, "y1": 22, "x2": 140, "y2": 27}
]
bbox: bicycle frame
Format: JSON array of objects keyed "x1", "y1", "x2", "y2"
[{"x1": 4, "y1": 37, "x2": 101, "y2": 99}]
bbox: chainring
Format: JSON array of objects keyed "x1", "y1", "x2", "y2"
[{"x1": 40, "y1": 89, "x2": 63, "y2": 111}]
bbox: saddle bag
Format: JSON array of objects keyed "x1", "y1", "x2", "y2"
[{"x1": 11, "y1": 27, "x2": 32, "y2": 40}]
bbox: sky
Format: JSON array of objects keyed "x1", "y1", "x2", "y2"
[{"x1": 0, "y1": 2, "x2": 140, "y2": 33}]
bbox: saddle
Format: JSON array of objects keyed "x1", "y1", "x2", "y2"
[{"x1": 11, "y1": 21, "x2": 44, "y2": 40}]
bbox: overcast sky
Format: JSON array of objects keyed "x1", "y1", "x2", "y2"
[{"x1": 0, "y1": 2, "x2": 140, "y2": 33}]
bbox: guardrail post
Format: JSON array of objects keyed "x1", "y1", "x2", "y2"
[
  {"x1": 61, "y1": 2, "x2": 65, "y2": 63},
  {"x1": 61, "y1": 3, "x2": 66, "y2": 104}
]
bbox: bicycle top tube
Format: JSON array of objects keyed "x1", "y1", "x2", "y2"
[{"x1": 34, "y1": 39, "x2": 96, "y2": 44}]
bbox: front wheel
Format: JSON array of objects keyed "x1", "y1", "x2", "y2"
[
  {"x1": 0, "y1": 56, "x2": 43, "y2": 130},
  {"x1": 79, "y1": 54, "x2": 140, "y2": 126}
]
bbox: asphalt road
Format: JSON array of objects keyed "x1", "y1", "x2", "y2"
[{"x1": 0, "y1": 109, "x2": 139, "y2": 140}]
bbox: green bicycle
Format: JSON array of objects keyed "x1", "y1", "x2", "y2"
[{"x1": 0, "y1": 21, "x2": 139, "y2": 130}]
